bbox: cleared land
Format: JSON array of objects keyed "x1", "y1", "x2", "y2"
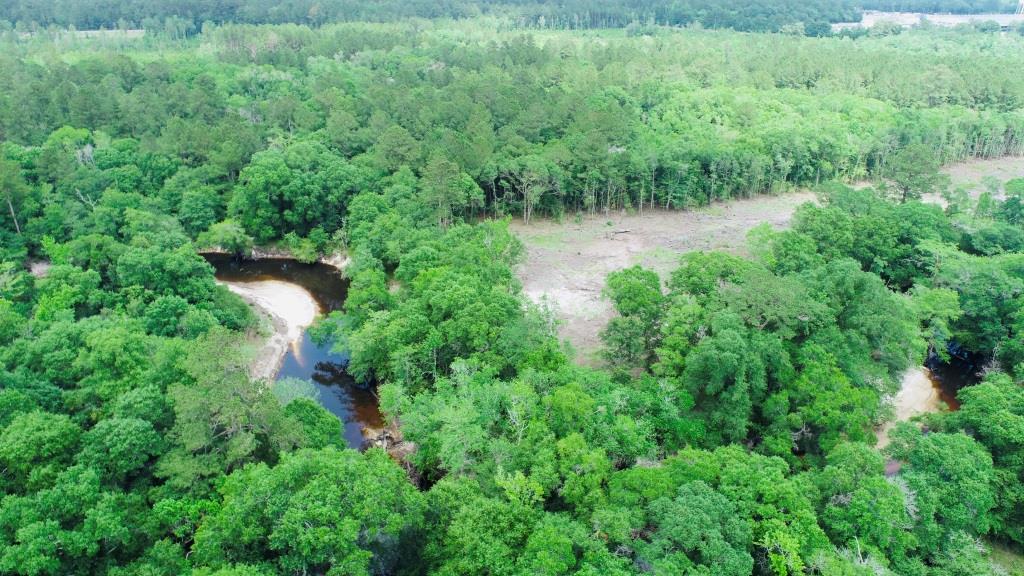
[
  {"x1": 514, "y1": 157, "x2": 1024, "y2": 363},
  {"x1": 511, "y1": 192, "x2": 815, "y2": 363},
  {"x1": 833, "y1": 11, "x2": 1024, "y2": 30}
]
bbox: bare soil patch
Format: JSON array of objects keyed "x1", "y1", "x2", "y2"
[
  {"x1": 513, "y1": 157, "x2": 1024, "y2": 364},
  {"x1": 511, "y1": 192, "x2": 814, "y2": 363},
  {"x1": 944, "y1": 156, "x2": 1024, "y2": 195}
]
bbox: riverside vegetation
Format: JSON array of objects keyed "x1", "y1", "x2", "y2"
[{"x1": 4, "y1": 8, "x2": 1024, "y2": 576}]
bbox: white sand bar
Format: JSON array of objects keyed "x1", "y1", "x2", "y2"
[{"x1": 220, "y1": 280, "x2": 320, "y2": 380}]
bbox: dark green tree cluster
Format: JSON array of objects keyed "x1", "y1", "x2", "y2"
[
  {"x1": 602, "y1": 252, "x2": 921, "y2": 458},
  {"x1": 789, "y1": 182, "x2": 1024, "y2": 363},
  {"x1": 755, "y1": 182, "x2": 1024, "y2": 558},
  {"x1": 3, "y1": 22, "x2": 1024, "y2": 248}
]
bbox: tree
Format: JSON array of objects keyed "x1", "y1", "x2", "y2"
[
  {"x1": 179, "y1": 185, "x2": 221, "y2": 237},
  {"x1": 197, "y1": 220, "x2": 254, "y2": 258},
  {"x1": 888, "y1": 426, "x2": 997, "y2": 554},
  {"x1": 192, "y1": 447, "x2": 424, "y2": 575},
  {"x1": 420, "y1": 154, "x2": 462, "y2": 229},
  {"x1": 0, "y1": 158, "x2": 29, "y2": 235},
  {"x1": 813, "y1": 443, "x2": 918, "y2": 568},
  {"x1": 77, "y1": 417, "x2": 163, "y2": 482},
  {"x1": 943, "y1": 374, "x2": 1024, "y2": 545},
  {"x1": 228, "y1": 142, "x2": 362, "y2": 242},
  {"x1": 601, "y1": 266, "x2": 666, "y2": 369},
  {"x1": 0, "y1": 411, "x2": 81, "y2": 491},
  {"x1": 638, "y1": 481, "x2": 755, "y2": 575},
  {"x1": 887, "y1": 143, "x2": 948, "y2": 203},
  {"x1": 371, "y1": 125, "x2": 421, "y2": 172},
  {"x1": 500, "y1": 154, "x2": 559, "y2": 225},
  {"x1": 156, "y1": 329, "x2": 303, "y2": 491}
]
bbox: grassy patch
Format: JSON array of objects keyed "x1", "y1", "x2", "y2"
[
  {"x1": 633, "y1": 246, "x2": 680, "y2": 272},
  {"x1": 989, "y1": 539, "x2": 1024, "y2": 576}
]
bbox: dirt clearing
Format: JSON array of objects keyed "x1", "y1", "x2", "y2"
[
  {"x1": 513, "y1": 157, "x2": 1024, "y2": 363},
  {"x1": 945, "y1": 156, "x2": 1024, "y2": 194},
  {"x1": 511, "y1": 192, "x2": 814, "y2": 363}
]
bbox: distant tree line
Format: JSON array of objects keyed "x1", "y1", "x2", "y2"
[
  {"x1": 2, "y1": 22, "x2": 1023, "y2": 240},
  {"x1": 0, "y1": 0, "x2": 862, "y2": 33}
]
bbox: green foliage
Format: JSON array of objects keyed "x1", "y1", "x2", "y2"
[
  {"x1": 78, "y1": 417, "x2": 163, "y2": 482},
  {"x1": 887, "y1": 143, "x2": 949, "y2": 203},
  {"x1": 888, "y1": 426, "x2": 997, "y2": 553},
  {"x1": 638, "y1": 481, "x2": 754, "y2": 575},
  {"x1": 193, "y1": 447, "x2": 424, "y2": 576},
  {"x1": 228, "y1": 141, "x2": 365, "y2": 242},
  {"x1": 197, "y1": 220, "x2": 253, "y2": 258},
  {"x1": 601, "y1": 266, "x2": 666, "y2": 369},
  {"x1": 271, "y1": 377, "x2": 320, "y2": 406},
  {"x1": 937, "y1": 374, "x2": 1024, "y2": 545},
  {"x1": 648, "y1": 250, "x2": 918, "y2": 459},
  {"x1": 0, "y1": 412, "x2": 81, "y2": 491},
  {"x1": 0, "y1": 0, "x2": 864, "y2": 32},
  {"x1": 1, "y1": 14, "x2": 1023, "y2": 576},
  {"x1": 157, "y1": 329, "x2": 304, "y2": 491}
]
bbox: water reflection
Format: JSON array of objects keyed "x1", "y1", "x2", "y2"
[
  {"x1": 278, "y1": 331, "x2": 383, "y2": 448},
  {"x1": 203, "y1": 254, "x2": 383, "y2": 448},
  {"x1": 203, "y1": 254, "x2": 347, "y2": 310}
]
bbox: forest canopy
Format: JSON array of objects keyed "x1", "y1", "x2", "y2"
[
  {"x1": 0, "y1": 0, "x2": 863, "y2": 32},
  {"x1": 3, "y1": 11, "x2": 1024, "y2": 576}
]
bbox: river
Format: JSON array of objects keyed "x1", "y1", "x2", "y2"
[
  {"x1": 203, "y1": 254, "x2": 383, "y2": 448},
  {"x1": 202, "y1": 253, "x2": 984, "y2": 452},
  {"x1": 878, "y1": 353, "x2": 981, "y2": 449}
]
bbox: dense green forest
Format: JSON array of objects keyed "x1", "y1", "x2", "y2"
[
  {"x1": 3, "y1": 12, "x2": 1024, "y2": 576},
  {"x1": 0, "y1": 0, "x2": 861, "y2": 32},
  {"x1": 4, "y1": 0, "x2": 1020, "y2": 36}
]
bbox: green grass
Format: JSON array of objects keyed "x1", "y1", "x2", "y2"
[
  {"x1": 633, "y1": 246, "x2": 679, "y2": 271},
  {"x1": 989, "y1": 539, "x2": 1024, "y2": 576},
  {"x1": 522, "y1": 229, "x2": 571, "y2": 249}
]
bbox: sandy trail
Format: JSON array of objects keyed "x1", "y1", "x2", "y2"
[{"x1": 220, "y1": 280, "x2": 320, "y2": 380}]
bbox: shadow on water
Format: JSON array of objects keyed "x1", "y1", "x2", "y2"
[
  {"x1": 926, "y1": 348, "x2": 986, "y2": 412},
  {"x1": 202, "y1": 254, "x2": 383, "y2": 449},
  {"x1": 202, "y1": 254, "x2": 347, "y2": 310}
]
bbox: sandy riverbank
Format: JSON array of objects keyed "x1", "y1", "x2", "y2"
[
  {"x1": 876, "y1": 367, "x2": 946, "y2": 449},
  {"x1": 221, "y1": 280, "x2": 320, "y2": 380}
]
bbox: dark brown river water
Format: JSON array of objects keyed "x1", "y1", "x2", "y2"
[
  {"x1": 203, "y1": 254, "x2": 383, "y2": 448},
  {"x1": 927, "y1": 351, "x2": 986, "y2": 412}
]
